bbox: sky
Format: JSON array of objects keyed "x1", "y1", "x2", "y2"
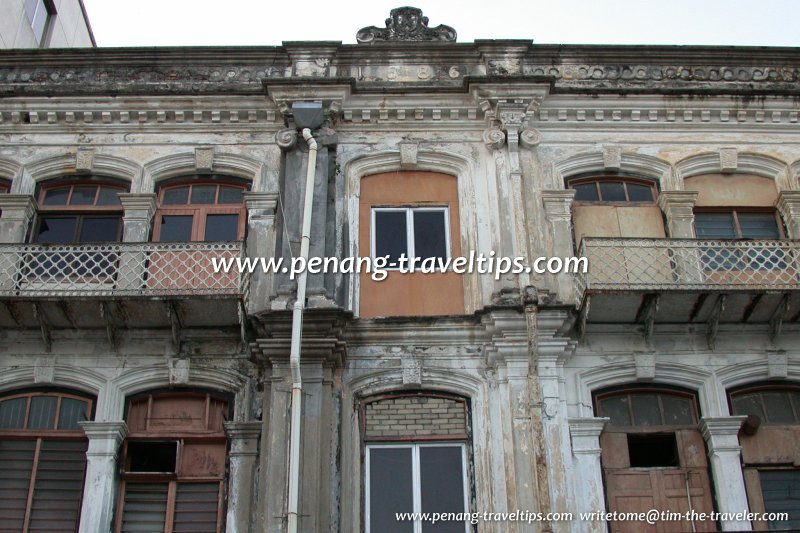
[{"x1": 81, "y1": 0, "x2": 800, "y2": 48}]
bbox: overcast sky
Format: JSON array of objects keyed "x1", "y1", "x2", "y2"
[{"x1": 80, "y1": 0, "x2": 799, "y2": 48}]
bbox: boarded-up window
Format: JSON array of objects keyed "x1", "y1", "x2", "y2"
[
  {"x1": 595, "y1": 388, "x2": 714, "y2": 533},
  {"x1": 0, "y1": 391, "x2": 93, "y2": 532},
  {"x1": 363, "y1": 393, "x2": 471, "y2": 533},
  {"x1": 116, "y1": 392, "x2": 228, "y2": 533}
]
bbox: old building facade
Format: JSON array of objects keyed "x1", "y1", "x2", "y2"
[{"x1": 1, "y1": 6, "x2": 800, "y2": 532}]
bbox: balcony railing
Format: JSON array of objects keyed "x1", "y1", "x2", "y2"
[
  {"x1": 576, "y1": 237, "x2": 800, "y2": 305},
  {"x1": 0, "y1": 242, "x2": 248, "y2": 298}
]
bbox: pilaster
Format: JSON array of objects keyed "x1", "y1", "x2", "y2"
[
  {"x1": 700, "y1": 416, "x2": 751, "y2": 531},
  {"x1": 78, "y1": 421, "x2": 128, "y2": 533},
  {"x1": 542, "y1": 189, "x2": 577, "y2": 302},
  {"x1": 118, "y1": 193, "x2": 157, "y2": 242},
  {"x1": 569, "y1": 418, "x2": 610, "y2": 533},
  {"x1": 658, "y1": 190, "x2": 698, "y2": 239},
  {"x1": 0, "y1": 195, "x2": 36, "y2": 243},
  {"x1": 243, "y1": 192, "x2": 278, "y2": 313},
  {"x1": 776, "y1": 191, "x2": 800, "y2": 239},
  {"x1": 225, "y1": 421, "x2": 262, "y2": 533}
]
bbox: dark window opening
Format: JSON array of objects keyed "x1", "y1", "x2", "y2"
[
  {"x1": 372, "y1": 207, "x2": 449, "y2": 268},
  {"x1": 568, "y1": 177, "x2": 657, "y2": 203},
  {"x1": 627, "y1": 433, "x2": 679, "y2": 468},
  {"x1": 126, "y1": 441, "x2": 178, "y2": 473},
  {"x1": 154, "y1": 180, "x2": 248, "y2": 242}
]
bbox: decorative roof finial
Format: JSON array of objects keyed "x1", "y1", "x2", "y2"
[{"x1": 356, "y1": 7, "x2": 456, "y2": 44}]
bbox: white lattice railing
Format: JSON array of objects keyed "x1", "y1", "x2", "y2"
[
  {"x1": 576, "y1": 237, "x2": 800, "y2": 304},
  {"x1": 0, "y1": 242, "x2": 248, "y2": 297}
]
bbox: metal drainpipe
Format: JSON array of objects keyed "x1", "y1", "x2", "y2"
[{"x1": 287, "y1": 127, "x2": 317, "y2": 533}]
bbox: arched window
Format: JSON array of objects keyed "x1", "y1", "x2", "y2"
[
  {"x1": 729, "y1": 384, "x2": 800, "y2": 529},
  {"x1": 569, "y1": 176, "x2": 658, "y2": 204},
  {"x1": 361, "y1": 392, "x2": 470, "y2": 533},
  {"x1": 566, "y1": 174, "x2": 664, "y2": 244},
  {"x1": 0, "y1": 389, "x2": 94, "y2": 532},
  {"x1": 594, "y1": 387, "x2": 715, "y2": 531},
  {"x1": 153, "y1": 179, "x2": 248, "y2": 242},
  {"x1": 115, "y1": 390, "x2": 230, "y2": 533},
  {"x1": 34, "y1": 179, "x2": 127, "y2": 243}
]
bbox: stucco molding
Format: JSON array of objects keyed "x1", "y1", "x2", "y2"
[
  {"x1": 0, "y1": 157, "x2": 22, "y2": 182},
  {"x1": 20, "y1": 152, "x2": 141, "y2": 194},
  {"x1": 676, "y1": 151, "x2": 790, "y2": 190},
  {"x1": 0, "y1": 364, "x2": 108, "y2": 397},
  {"x1": 553, "y1": 150, "x2": 672, "y2": 189},
  {"x1": 141, "y1": 151, "x2": 266, "y2": 192}
]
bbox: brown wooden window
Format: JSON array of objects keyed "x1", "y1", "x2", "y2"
[
  {"x1": 153, "y1": 181, "x2": 247, "y2": 242},
  {"x1": 568, "y1": 177, "x2": 657, "y2": 204},
  {"x1": 730, "y1": 386, "x2": 800, "y2": 424},
  {"x1": 0, "y1": 390, "x2": 94, "y2": 532},
  {"x1": 34, "y1": 181, "x2": 126, "y2": 243},
  {"x1": 115, "y1": 391, "x2": 229, "y2": 533}
]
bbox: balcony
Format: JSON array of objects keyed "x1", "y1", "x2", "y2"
[
  {"x1": 575, "y1": 238, "x2": 800, "y2": 334},
  {"x1": 0, "y1": 242, "x2": 248, "y2": 332}
]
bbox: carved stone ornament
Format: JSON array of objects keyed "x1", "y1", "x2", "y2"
[
  {"x1": 482, "y1": 127, "x2": 505, "y2": 150},
  {"x1": 275, "y1": 128, "x2": 298, "y2": 150},
  {"x1": 357, "y1": 7, "x2": 456, "y2": 43},
  {"x1": 520, "y1": 128, "x2": 542, "y2": 148}
]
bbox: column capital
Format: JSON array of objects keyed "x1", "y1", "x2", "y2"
[
  {"x1": 542, "y1": 189, "x2": 577, "y2": 213},
  {"x1": 243, "y1": 192, "x2": 278, "y2": 216},
  {"x1": 225, "y1": 420, "x2": 262, "y2": 440},
  {"x1": 569, "y1": 417, "x2": 609, "y2": 455},
  {"x1": 700, "y1": 416, "x2": 746, "y2": 454},
  {"x1": 118, "y1": 193, "x2": 157, "y2": 218},
  {"x1": 0, "y1": 194, "x2": 36, "y2": 220},
  {"x1": 657, "y1": 190, "x2": 699, "y2": 210},
  {"x1": 79, "y1": 420, "x2": 129, "y2": 442},
  {"x1": 776, "y1": 190, "x2": 800, "y2": 212}
]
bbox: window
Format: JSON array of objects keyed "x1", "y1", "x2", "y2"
[
  {"x1": 695, "y1": 210, "x2": 786, "y2": 271},
  {"x1": 594, "y1": 388, "x2": 715, "y2": 531},
  {"x1": 115, "y1": 391, "x2": 229, "y2": 533},
  {"x1": 371, "y1": 207, "x2": 450, "y2": 268},
  {"x1": 362, "y1": 394, "x2": 470, "y2": 533},
  {"x1": 730, "y1": 386, "x2": 800, "y2": 424},
  {"x1": 24, "y1": 0, "x2": 55, "y2": 46},
  {"x1": 695, "y1": 210, "x2": 782, "y2": 240},
  {"x1": 34, "y1": 181, "x2": 125, "y2": 244},
  {"x1": 154, "y1": 181, "x2": 247, "y2": 242},
  {"x1": 0, "y1": 390, "x2": 93, "y2": 532},
  {"x1": 569, "y1": 177, "x2": 657, "y2": 203}
]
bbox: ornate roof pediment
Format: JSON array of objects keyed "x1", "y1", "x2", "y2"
[{"x1": 357, "y1": 6, "x2": 456, "y2": 43}]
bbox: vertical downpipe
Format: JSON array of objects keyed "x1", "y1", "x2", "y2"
[{"x1": 287, "y1": 128, "x2": 317, "y2": 533}]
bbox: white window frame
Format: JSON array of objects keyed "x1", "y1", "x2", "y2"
[
  {"x1": 365, "y1": 442, "x2": 469, "y2": 533},
  {"x1": 370, "y1": 206, "x2": 451, "y2": 269}
]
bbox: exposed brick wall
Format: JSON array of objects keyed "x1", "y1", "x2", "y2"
[{"x1": 364, "y1": 395, "x2": 466, "y2": 439}]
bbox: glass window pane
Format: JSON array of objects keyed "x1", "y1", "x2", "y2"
[
  {"x1": 204, "y1": 214, "x2": 239, "y2": 241},
  {"x1": 190, "y1": 185, "x2": 216, "y2": 205},
  {"x1": 599, "y1": 396, "x2": 631, "y2": 426},
  {"x1": 79, "y1": 217, "x2": 121, "y2": 243},
  {"x1": 28, "y1": 396, "x2": 57, "y2": 429},
  {"x1": 763, "y1": 391, "x2": 796, "y2": 423},
  {"x1": 97, "y1": 187, "x2": 122, "y2": 206},
  {"x1": 631, "y1": 394, "x2": 661, "y2": 426},
  {"x1": 37, "y1": 217, "x2": 76, "y2": 243},
  {"x1": 70, "y1": 186, "x2": 97, "y2": 206},
  {"x1": 695, "y1": 213, "x2": 737, "y2": 239},
  {"x1": 573, "y1": 183, "x2": 599, "y2": 202},
  {"x1": 661, "y1": 395, "x2": 695, "y2": 425},
  {"x1": 0, "y1": 397, "x2": 27, "y2": 429},
  {"x1": 162, "y1": 187, "x2": 189, "y2": 205},
  {"x1": 58, "y1": 398, "x2": 89, "y2": 430},
  {"x1": 42, "y1": 188, "x2": 70, "y2": 206},
  {"x1": 732, "y1": 394, "x2": 766, "y2": 420},
  {"x1": 737, "y1": 213, "x2": 780, "y2": 239},
  {"x1": 413, "y1": 210, "x2": 448, "y2": 261},
  {"x1": 420, "y1": 446, "x2": 466, "y2": 533},
  {"x1": 369, "y1": 447, "x2": 413, "y2": 533},
  {"x1": 374, "y1": 211, "x2": 408, "y2": 267},
  {"x1": 627, "y1": 183, "x2": 654, "y2": 202},
  {"x1": 599, "y1": 182, "x2": 626, "y2": 201},
  {"x1": 159, "y1": 215, "x2": 193, "y2": 242},
  {"x1": 218, "y1": 186, "x2": 244, "y2": 204}
]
